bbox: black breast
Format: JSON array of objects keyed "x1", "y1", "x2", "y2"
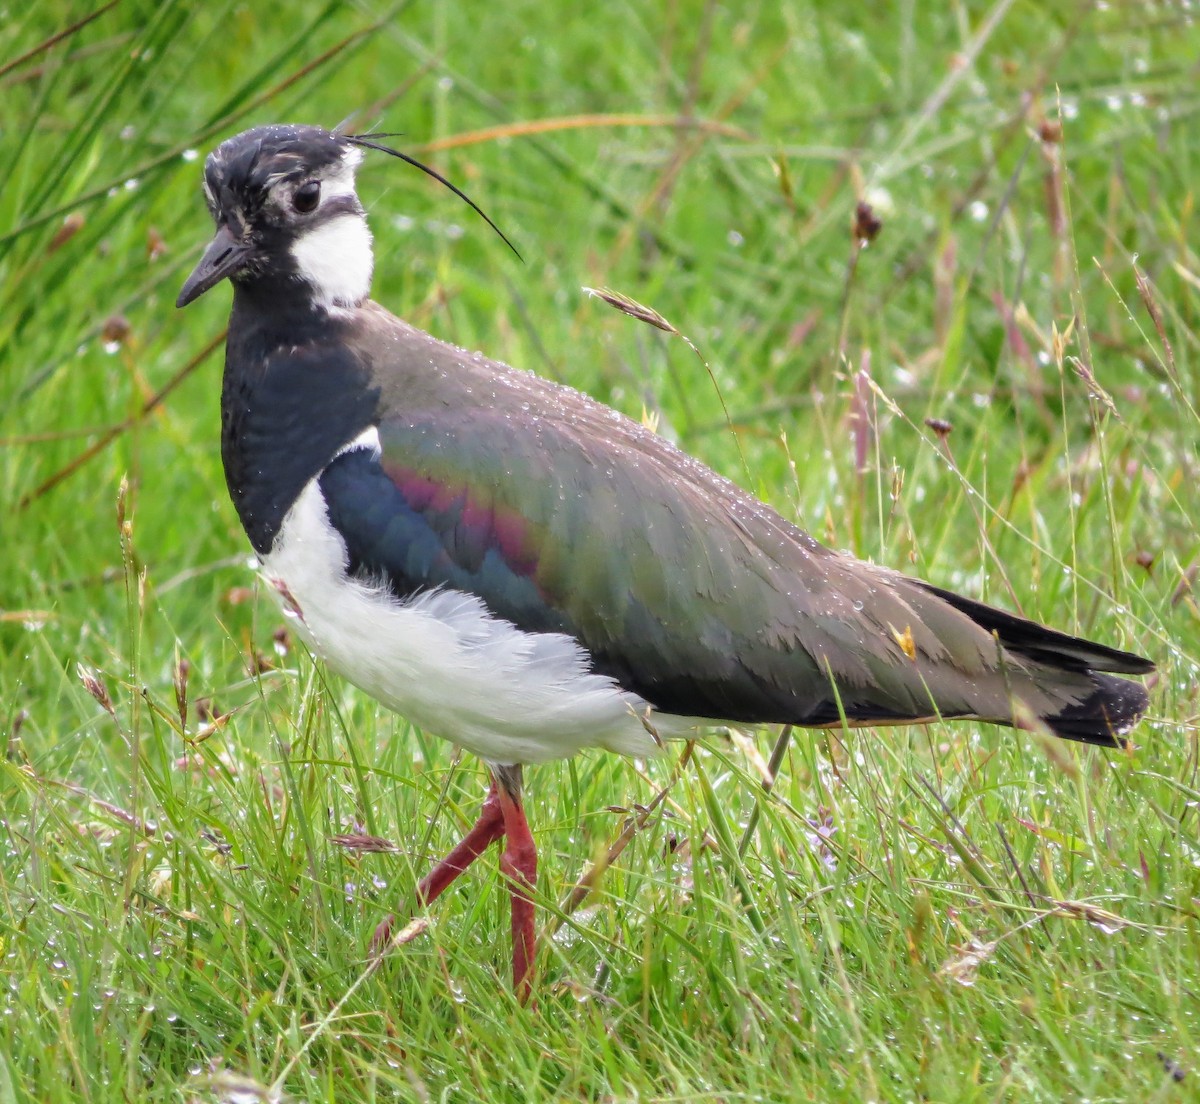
[{"x1": 221, "y1": 296, "x2": 380, "y2": 554}]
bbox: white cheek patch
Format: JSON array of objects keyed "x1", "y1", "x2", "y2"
[{"x1": 291, "y1": 214, "x2": 374, "y2": 309}]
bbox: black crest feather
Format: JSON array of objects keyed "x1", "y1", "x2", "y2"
[{"x1": 346, "y1": 132, "x2": 522, "y2": 261}]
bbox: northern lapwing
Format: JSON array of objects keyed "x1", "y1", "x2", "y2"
[{"x1": 177, "y1": 123, "x2": 1153, "y2": 1000}]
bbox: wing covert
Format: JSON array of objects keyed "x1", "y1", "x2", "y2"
[{"x1": 316, "y1": 405, "x2": 849, "y2": 723}]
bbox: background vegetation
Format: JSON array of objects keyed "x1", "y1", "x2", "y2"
[{"x1": 1, "y1": 1, "x2": 1197, "y2": 1100}]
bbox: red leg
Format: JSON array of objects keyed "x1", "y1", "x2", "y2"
[
  {"x1": 416, "y1": 783, "x2": 505, "y2": 906},
  {"x1": 495, "y1": 770, "x2": 537, "y2": 1002},
  {"x1": 371, "y1": 781, "x2": 505, "y2": 954}
]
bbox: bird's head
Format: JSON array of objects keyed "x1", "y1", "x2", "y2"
[
  {"x1": 177, "y1": 123, "x2": 518, "y2": 315},
  {"x1": 176, "y1": 124, "x2": 373, "y2": 313}
]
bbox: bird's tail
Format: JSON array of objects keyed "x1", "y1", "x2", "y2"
[
  {"x1": 1036, "y1": 670, "x2": 1152, "y2": 745},
  {"x1": 916, "y1": 582, "x2": 1153, "y2": 747}
]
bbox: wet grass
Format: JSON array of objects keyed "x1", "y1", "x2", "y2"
[{"x1": 1, "y1": 2, "x2": 1198, "y2": 1101}]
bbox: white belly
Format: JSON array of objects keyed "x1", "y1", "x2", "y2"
[{"x1": 259, "y1": 476, "x2": 697, "y2": 764}]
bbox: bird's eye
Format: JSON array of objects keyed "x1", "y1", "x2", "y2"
[{"x1": 292, "y1": 181, "x2": 321, "y2": 214}]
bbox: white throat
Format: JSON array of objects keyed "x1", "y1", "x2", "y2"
[{"x1": 291, "y1": 214, "x2": 374, "y2": 311}]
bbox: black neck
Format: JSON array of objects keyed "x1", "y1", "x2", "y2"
[
  {"x1": 221, "y1": 281, "x2": 379, "y2": 554},
  {"x1": 228, "y1": 275, "x2": 341, "y2": 355}
]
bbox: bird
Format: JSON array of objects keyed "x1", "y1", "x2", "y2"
[{"x1": 177, "y1": 123, "x2": 1153, "y2": 1000}]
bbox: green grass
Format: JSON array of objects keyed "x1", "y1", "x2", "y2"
[{"x1": 2, "y1": 2, "x2": 1198, "y2": 1100}]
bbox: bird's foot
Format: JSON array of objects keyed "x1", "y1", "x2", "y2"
[{"x1": 369, "y1": 913, "x2": 398, "y2": 960}]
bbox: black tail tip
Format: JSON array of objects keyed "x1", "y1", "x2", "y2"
[{"x1": 1045, "y1": 673, "x2": 1150, "y2": 747}]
